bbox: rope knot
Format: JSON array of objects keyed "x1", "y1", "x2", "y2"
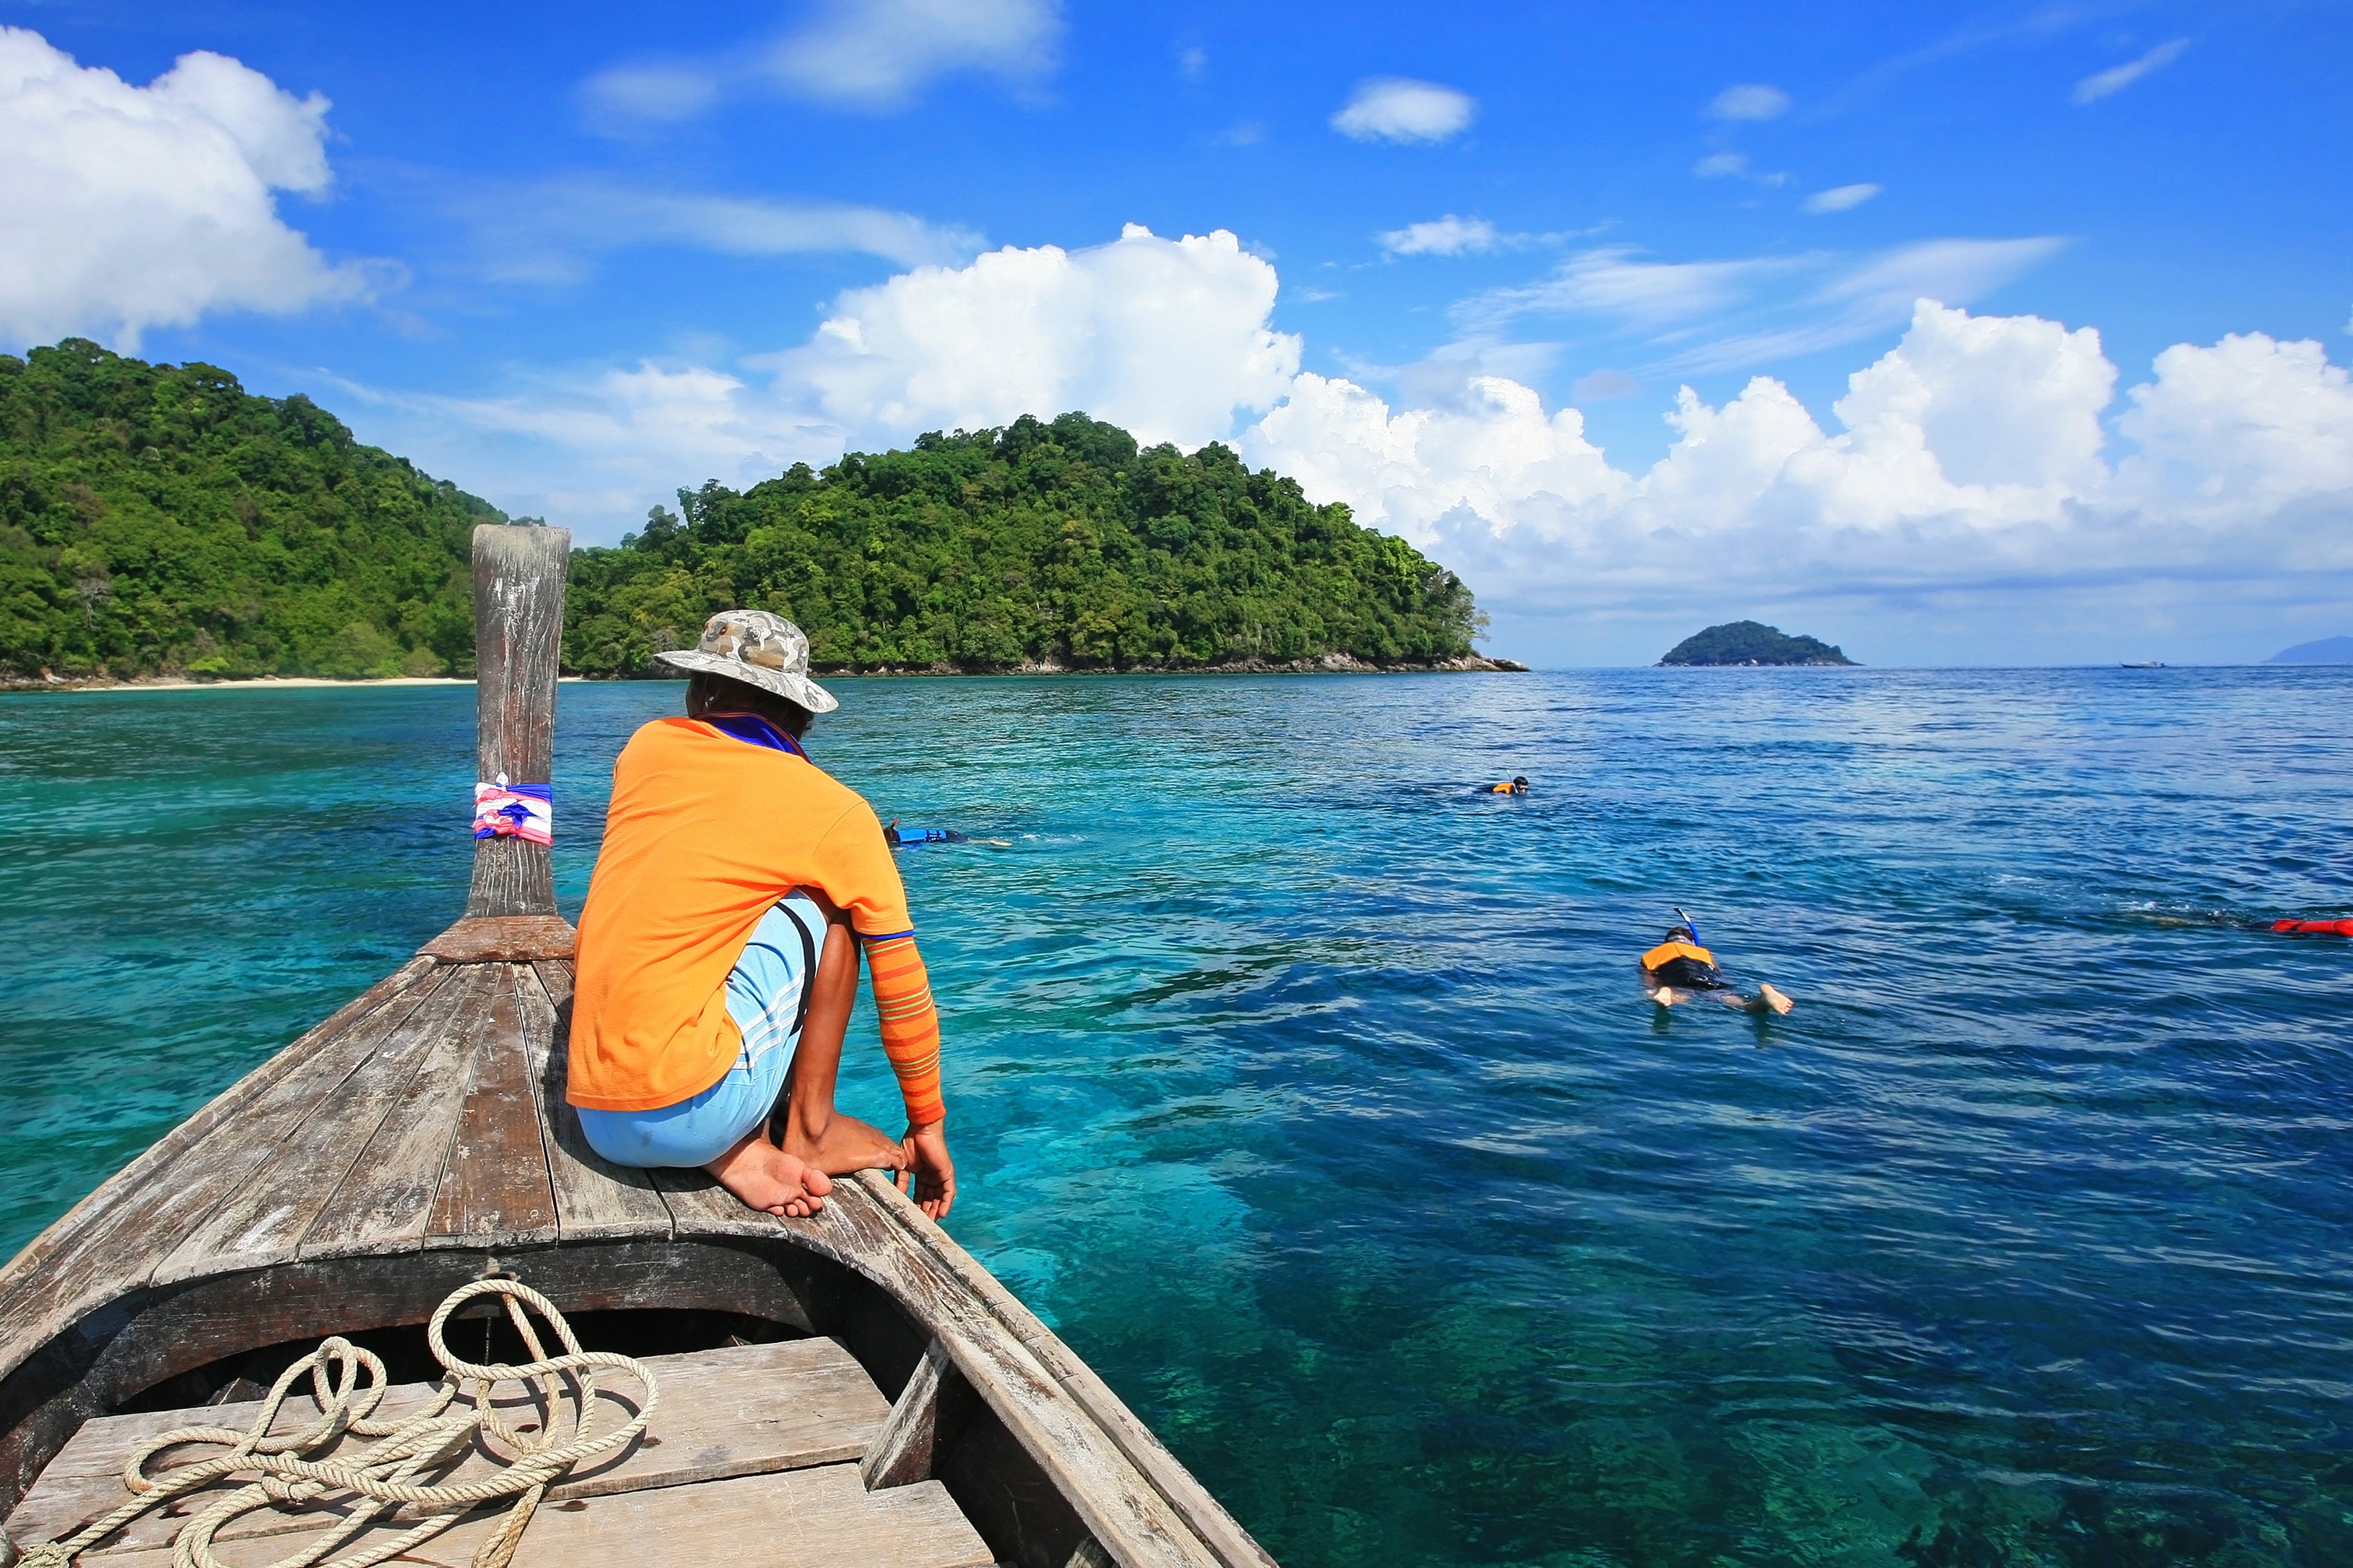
[{"x1": 27, "y1": 1278, "x2": 657, "y2": 1568}]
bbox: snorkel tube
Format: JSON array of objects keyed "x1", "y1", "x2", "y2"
[{"x1": 1674, "y1": 906, "x2": 1701, "y2": 945}]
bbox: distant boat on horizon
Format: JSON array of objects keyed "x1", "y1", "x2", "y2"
[{"x1": 2121, "y1": 660, "x2": 2167, "y2": 669}]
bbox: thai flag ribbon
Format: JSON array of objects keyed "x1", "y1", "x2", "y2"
[{"x1": 474, "y1": 781, "x2": 553, "y2": 846}]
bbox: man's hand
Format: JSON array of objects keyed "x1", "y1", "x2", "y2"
[{"x1": 899, "y1": 1119, "x2": 956, "y2": 1220}]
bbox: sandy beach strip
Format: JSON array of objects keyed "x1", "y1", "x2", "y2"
[{"x1": 7, "y1": 676, "x2": 594, "y2": 694}]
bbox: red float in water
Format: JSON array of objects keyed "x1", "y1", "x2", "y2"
[{"x1": 2271, "y1": 918, "x2": 2353, "y2": 937}]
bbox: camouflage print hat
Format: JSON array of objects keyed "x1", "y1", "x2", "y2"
[{"x1": 655, "y1": 609, "x2": 839, "y2": 714}]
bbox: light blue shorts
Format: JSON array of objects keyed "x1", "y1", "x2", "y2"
[{"x1": 578, "y1": 894, "x2": 829, "y2": 1169}]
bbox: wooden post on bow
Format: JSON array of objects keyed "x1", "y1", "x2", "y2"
[{"x1": 465, "y1": 523, "x2": 571, "y2": 921}]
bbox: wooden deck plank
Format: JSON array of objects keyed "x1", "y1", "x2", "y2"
[
  {"x1": 856, "y1": 1180, "x2": 1280, "y2": 1568},
  {"x1": 418, "y1": 915, "x2": 575, "y2": 963},
  {"x1": 63, "y1": 1465, "x2": 990, "y2": 1568},
  {"x1": 0, "y1": 959, "x2": 446, "y2": 1382},
  {"x1": 648, "y1": 1176, "x2": 1231, "y2": 1568},
  {"x1": 299, "y1": 964, "x2": 502, "y2": 1259},
  {"x1": 651, "y1": 1165, "x2": 778, "y2": 1235},
  {"x1": 6, "y1": 1339, "x2": 889, "y2": 1557},
  {"x1": 149, "y1": 969, "x2": 482, "y2": 1287},
  {"x1": 527, "y1": 961, "x2": 673, "y2": 1243},
  {"x1": 425, "y1": 964, "x2": 560, "y2": 1249}
]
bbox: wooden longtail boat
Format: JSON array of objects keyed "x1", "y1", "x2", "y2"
[{"x1": 0, "y1": 527, "x2": 1275, "y2": 1568}]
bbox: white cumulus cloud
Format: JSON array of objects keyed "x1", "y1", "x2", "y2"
[
  {"x1": 0, "y1": 27, "x2": 369, "y2": 350},
  {"x1": 348, "y1": 229, "x2": 2351, "y2": 663},
  {"x1": 1331, "y1": 79, "x2": 1477, "y2": 144},
  {"x1": 771, "y1": 224, "x2": 1298, "y2": 449},
  {"x1": 1239, "y1": 301, "x2": 2353, "y2": 642},
  {"x1": 1379, "y1": 216, "x2": 1502, "y2": 256},
  {"x1": 2074, "y1": 38, "x2": 2190, "y2": 105},
  {"x1": 1709, "y1": 83, "x2": 1790, "y2": 121}
]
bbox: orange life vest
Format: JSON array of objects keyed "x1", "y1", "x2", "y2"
[{"x1": 1641, "y1": 939, "x2": 1716, "y2": 972}]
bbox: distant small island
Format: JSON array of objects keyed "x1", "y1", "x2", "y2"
[
  {"x1": 1658, "y1": 621, "x2": 1858, "y2": 666},
  {"x1": 2268, "y1": 636, "x2": 2353, "y2": 665}
]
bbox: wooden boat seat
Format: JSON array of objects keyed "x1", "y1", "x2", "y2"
[{"x1": 5, "y1": 1336, "x2": 990, "y2": 1568}]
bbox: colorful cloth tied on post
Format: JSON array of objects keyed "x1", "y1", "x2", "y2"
[{"x1": 474, "y1": 779, "x2": 553, "y2": 845}]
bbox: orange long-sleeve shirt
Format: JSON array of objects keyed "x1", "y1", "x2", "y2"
[{"x1": 569, "y1": 716, "x2": 945, "y2": 1123}]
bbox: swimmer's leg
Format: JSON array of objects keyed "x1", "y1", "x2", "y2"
[
  {"x1": 1717, "y1": 983, "x2": 1794, "y2": 1015},
  {"x1": 1645, "y1": 974, "x2": 1681, "y2": 1007}
]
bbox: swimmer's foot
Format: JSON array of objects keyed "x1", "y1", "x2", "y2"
[
  {"x1": 781, "y1": 1109, "x2": 910, "y2": 1178},
  {"x1": 1652, "y1": 986, "x2": 1680, "y2": 1007},
  {"x1": 1756, "y1": 983, "x2": 1794, "y2": 1016},
  {"x1": 706, "y1": 1134, "x2": 834, "y2": 1218}
]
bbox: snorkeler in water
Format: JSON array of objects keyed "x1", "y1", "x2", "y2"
[
  {"x1": 1485, "y1": 775, "x2": 1530, "y2": 795},
  {"x1": 885, "y1": 818, "x2": 1011, "y2": 849},
  {"x1": 1642, "y1": 908, "x2": 1792, "y2": 1015}
]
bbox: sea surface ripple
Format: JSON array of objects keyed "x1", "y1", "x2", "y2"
[{"x1": 3, "y1": 668, "x2": 2350, "y2": 1567}]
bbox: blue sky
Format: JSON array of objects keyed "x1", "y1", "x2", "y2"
[{"x1": 3, "y1": 1, "x2": 2349, "y2": 664}]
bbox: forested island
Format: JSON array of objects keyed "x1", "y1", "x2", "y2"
[
  {"x1": 567, "y1": 414, "x2": 1487, "y2": 674},
  {"x1": 1, "y1": 342, "x2": 1497, "y2": 682},
  {"x1": 0, "y1": 340, "x2": 493, "y2": 680},
  {"x1": 1659, "y1": 621, "x2": 1857, "y2": 666}
]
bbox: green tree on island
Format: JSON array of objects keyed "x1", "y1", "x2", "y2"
[
  {"x1": 1, "y1": 344, "x2": 1482, "y2": 681},
  {"x1": 0, "y1": 340, "x2": 492, "y2": 680},
  {"x1": 566, "y1": 413, "x2": 1480, "y2": 674},
  {"x1": 1658, "y1": 621, "x2": 1857, "y2": 666}
]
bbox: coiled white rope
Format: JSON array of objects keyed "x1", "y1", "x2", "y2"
[{"x1": 21, "y1": 1278, "x2": 658, "y2": 1568}]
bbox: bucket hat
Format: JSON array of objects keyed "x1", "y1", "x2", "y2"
[{"x1": 655, "y1": 609, "x2": 839, "y2": 713}]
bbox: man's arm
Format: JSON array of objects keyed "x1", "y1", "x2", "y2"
[{"x1": 865, "y1": 931, "x2": 954, "y2": 1218}]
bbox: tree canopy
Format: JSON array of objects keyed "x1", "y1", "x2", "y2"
[
  {"x1": 0, "y1": 340, "x2": 496, "y2": 680},
  {"x1": 1658, "y1": 621, "x2": 1858, "y2": 666},
  {"x1": 565, "y1": 413, "x2": 1479, "y2": 674},
  {"x1": 0, "y1": 343, "x2": 1482, "y2": 682}
]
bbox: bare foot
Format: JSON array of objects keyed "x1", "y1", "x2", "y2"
[
  {"x1": 1757, "y1": 983, "x2": 1794, "y2": 1015},
  {"x1": 781, "y1": 1111, "x2": 911, "y2": 1177},
  {"x1": 1651, "y1": 985, "x2": 1680, "y2": 1007},
  {"x1": 706, "y1": 1133, "x2": 834, "y2": 1218}
]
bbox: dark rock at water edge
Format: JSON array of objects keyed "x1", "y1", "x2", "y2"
[
  {"x1": 2267, "y1": 635, "x2": 2353, "y2": 664},
  {"x1": 1658, "y1": 621, "x2": 1857, "y2": 666}
]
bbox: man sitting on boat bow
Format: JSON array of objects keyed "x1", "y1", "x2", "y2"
[{"x1": 568, "y1": 609, "x2": 955, "y2": 1220}]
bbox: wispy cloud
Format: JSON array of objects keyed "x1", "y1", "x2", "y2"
[
  {"x1": 1331, "y1": 78, "x2": 1476, "y2": 144},
  {"x1": 1804, "y1": 183, "x2": 1883, "y2": 214},
  {"x1": 2073, "y1": 37, "x2": 2190, "y2": 104},
  {"x1": 1824, "y1": 6, "x2": 2091, "y2": 114},
  {"x1": 579, "y1": 63, "x2": 719, "y2": 125},
  {"x1": 1463, "y1": 248, "x2": 1812, "y2": 333},
  {"x1": 1457, "y1": 236, "x2": 2067, "y2": 372},
  {"x1": 1379, "y1": 215, "x2": 1501, "y2": 256},
  {"x1": 1678, "y1": 237, "x2": 2068, "y2": 370},
  {"x1": 763, "y1": 0, "x2": 1061, "y2": 110},
  {"x1": 433, "y1": 175, "x2": 982, "y2": 282},
  {"x1": 580, "y1": 0, "x2": 1061, "y2": 127},
  {"x1": 1708, "y1": 83, "x2": 1790, "y2": 121},
  {"x1": 1693, "y1": 150, "x2": 1790, "y2": 188}
]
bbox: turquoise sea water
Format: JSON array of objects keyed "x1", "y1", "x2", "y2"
[{"x1": 5, "y1": 669, "x2": 2352, "y2": 1567}]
